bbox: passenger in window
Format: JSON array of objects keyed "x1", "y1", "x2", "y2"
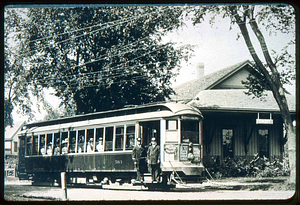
[
  {"x1": 40, "y1": 138, "x2": 46, "y2": 155},
  {"x1": 61, "y1": 139, "x2": 68, "y2": 154},
  {"x1": 132, "y1": 138, "x2": 146, "y2": 182},
  {"x1": 87, "y1": 138, "x2": 94, "y2": 153},
  {"x1": 46, "y1": 142, "x2": 53, "y2": 155},
  {"x1": 127, "y1": 135, "x2": 135, "y2": 149},
  {"x1": 147, "y1": 137, "x2": 160, "y2": 183},
  {"x1": 53, "y1": 139, "x2": 60, "y2": 155},
  {"x1": 40, "y1": 147, "x2": 46, "y2": 155},
  {"x1": 96, "y1": 137, "x2": 104, "y2": 152},
  {"x1": 69, "y1": 137, "x2": 76, "y2": 153},
  {"x1": 78, "y1": 135, "x2": 84, "y2": 153}
]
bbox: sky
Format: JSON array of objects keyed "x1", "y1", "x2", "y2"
[
  {"x1": 7, "y1": 5, "x2": 296, "y2": 129},
  {"x1": 165, "y1": 12, "x2": 295, "y2": 93}
]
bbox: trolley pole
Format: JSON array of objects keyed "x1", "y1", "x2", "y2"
[{"x1": 61, "y1": 172, "x2": 68, "y2": 200}]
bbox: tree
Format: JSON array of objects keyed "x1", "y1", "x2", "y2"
[
  {"x1": 4, "y1": 9, "x2": 33, "y2": 127},
  {"x1": 24, "y1": 6, "x2": 190, "y2": 114},
  {"x1": 190, "y1": 4, "x2": 296, "y2": 183}
]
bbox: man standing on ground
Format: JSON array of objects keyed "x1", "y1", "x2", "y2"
[
  {"x1": 147, "y1": 137, "x2": 160, "y2": 183},
  {"x1": 132, "y1": 138, "x2": 145, "y2": 182}
]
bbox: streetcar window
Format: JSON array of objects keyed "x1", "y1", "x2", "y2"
[
  {"x1": 61, "y1": 132, "x2": 68, "y2": 154},
  {"x1": 77, "y1": 130, "x2": 85, "y2": 153},
  {"x1": 26, "y1": 136, "x2": 32, "y2": 156},
  {"x1": 126, "y1": 126, "x2": 135, "y2": 150},
  {"x1": 32, "y1": 135, "x2": 38, "y2": 155},
  {"x1": 96, "y1": 128, "x2": 104, "y2": 152},
  {"x1": 39, "y1": 134, "x2": 46, "y2": 155},
  {"x1": 86, "y1": 129, "x2": 95, "y2": 153},
  {"x1": 53, "y1": 133, "x2": 60, "y2": 155},
  {"x1": 46, "y1": 133, "x2": 53, "y2": 155},
  {"x1": 115, "y1": 126, "x2": 124, "y2": 151},
  {"x1": 69, "y1": 131, "x2": 76, "y2": 153},
  {"x1": 105, "y1": 127, "x2": 113, "y2": 151},
  {"x1": 181, "y1": 120, "x2": 199, "y2": 144},
  {"x1": 167, "y1": 120, "x2": 177, "y2": 130}
]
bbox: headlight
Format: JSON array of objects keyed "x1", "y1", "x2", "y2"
[{"x1": 188, "y1": 153, "x2": 194, "y2": 160}]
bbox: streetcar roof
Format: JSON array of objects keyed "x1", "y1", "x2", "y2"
[{"x1": 20, "y1": 102, "x2": 203, "y2": 133}]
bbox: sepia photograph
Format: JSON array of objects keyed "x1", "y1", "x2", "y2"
[{"x1": 3, "y1": 3, "x2": 297, "y2": 202}]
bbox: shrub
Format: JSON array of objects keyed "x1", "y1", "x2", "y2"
[{"x1": 205, "y1": 153, "x2": 290, "y2": 179}]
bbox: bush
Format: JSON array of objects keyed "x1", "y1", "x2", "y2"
[{"x1": 205, "y1": 153, "x2": 290, "y2": 179}]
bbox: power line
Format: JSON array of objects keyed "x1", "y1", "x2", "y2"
[
  {"x1": 31, "y1": 39, "x2": 171, "y2": 84},
  {"x1": 29, "y1": 7, "x2": 168, "y2": 44},
  {"x1": 36, "y1": 43, "x2": 171, "y2": 83},
  {"x1": 27, "y1": 7, "x2": 168, "y2": 54},
  {"x1": 59, "y1": 41, "x2": 171, "y2": 75},
  {"x1": 34, "y1": 59, "x2": 171, "y2": 86}
]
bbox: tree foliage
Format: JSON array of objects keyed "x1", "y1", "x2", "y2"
[
  {"x1": 24, "y1": 6, "x2": 190, "y2": 114},
  {"x1": 4, "y1": 9, "x2": 33, "y2": 127}
]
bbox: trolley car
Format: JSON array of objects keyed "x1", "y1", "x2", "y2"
[{"x1": 17, "y1": 102, "x2": 205, "y2": 186}]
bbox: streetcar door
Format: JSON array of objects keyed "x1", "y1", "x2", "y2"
[
  {"x1": 18, "y1": 135, "x2": 27, "y2": 179},
  {"x1": 139, "y1": 121, "x2": 160, "y2": 147}
]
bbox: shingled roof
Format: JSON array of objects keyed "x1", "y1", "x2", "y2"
[
  {"x1": 171, "y1": 60, "x2": 295, "y2": 113},
  {"x1": 172, "y1": 60, "x2": 253, "y2": 102},
  {"x1": 189, "y1": 89, "x2": 295, "y2": 113}
]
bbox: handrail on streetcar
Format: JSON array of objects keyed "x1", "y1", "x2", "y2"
[{"x1": 168, "y1": 161, "x2": 184, "y2": 185}]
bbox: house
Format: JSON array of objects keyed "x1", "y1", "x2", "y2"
[
  {"x1": 172, "y1": 60, "x2": 296, "y2": 163},
  {"x1": 4, "y1": 121, "x2": 25, "y2": 176},
  {"x1": 5, "y1": 121, "x2": 24, "y2": 157}
]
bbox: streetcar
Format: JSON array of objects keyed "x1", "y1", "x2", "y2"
[{"x1": 17, "y1": 102, "x2": 205, "y2": 186}]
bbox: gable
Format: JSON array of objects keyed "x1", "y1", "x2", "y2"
[
  {"x1": 172, "y1": 60, "x2": 253, "y2": 102},
  {"x1": 212, "y1": 68, "x2": 251, "y2": 89}
]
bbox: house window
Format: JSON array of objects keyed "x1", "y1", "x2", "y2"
[
  {"x1": 14, "y1": 142, "x2": 17, "y2": 152},
  {"x1": 258, "y1": 129, "x2": 269, "y2": 158},
  {"x1": 222, "y1": 129, "x2": 234, "y2": 158}
]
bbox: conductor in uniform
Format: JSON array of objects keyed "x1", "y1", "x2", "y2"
[
  {"x1": 147, "y1": 137, "x2": 160, "y2": 182},
  {"x1": 132, "y1": 138, "x2": 145, "y2": 182}
]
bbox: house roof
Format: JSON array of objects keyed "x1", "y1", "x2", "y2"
[
  {"x1": 5, "y1": 121, "x2": 25, "y2": 141},
  {"x1": 172, "y1": 60, "x2": 253, "y2": 102},
  {"x1": 172, "y1": 60, "x2": 296, "y2": 113},
  {"x1": 188, "y1": 89, "x2": 295, "y2": 113}
]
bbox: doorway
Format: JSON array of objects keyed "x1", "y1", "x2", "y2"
[{"x1": 139, "y1": 121, "x2": 160, "y2": 148}]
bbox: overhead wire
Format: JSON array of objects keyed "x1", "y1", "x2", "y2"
[
  {"x1": 27, "y1": 7, "x2": 169, "y2": 55},
  {"x1": 28, "y1": 6, "x2": 168, "y2": 44},
  {"x1": 31, "y1": 41, "x2": 173, "y2": 88},
  {"x1": 27, "y1": 6, "x2": 179, "y2": 91},
  {"x1": 34, "y1": 58, "x2": 171, "y2": 87}
]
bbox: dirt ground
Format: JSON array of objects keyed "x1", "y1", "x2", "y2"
[{"x1": 3, "y1": 176, "x2": 296, "y2": 202}]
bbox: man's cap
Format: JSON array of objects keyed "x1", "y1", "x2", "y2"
[
  {"x1": 151, "y1": 137, "x2": 156, "y2": 141},
  {"x1": 137, "y1": 138, "x2": 141, "y2": 141}
]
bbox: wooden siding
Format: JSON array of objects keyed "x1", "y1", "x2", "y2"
[
  {"x1": 203, "y1": 113, "x2": 283, "y2": 160},
  {"x1": 213, "y1": 69, "x2": 250, "y2": 89}
]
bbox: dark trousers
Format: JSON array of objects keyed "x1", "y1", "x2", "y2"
[
  {"x1": 149, "y1": 164, "x2": 160, "y2": 182},
  {"x1": 135, "y1": 160, "x2": 145, "y2": 181}
]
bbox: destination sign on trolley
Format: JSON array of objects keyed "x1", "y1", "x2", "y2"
[{"x1": 181, "y1": 116, "x2": 199, "y2": 121}]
